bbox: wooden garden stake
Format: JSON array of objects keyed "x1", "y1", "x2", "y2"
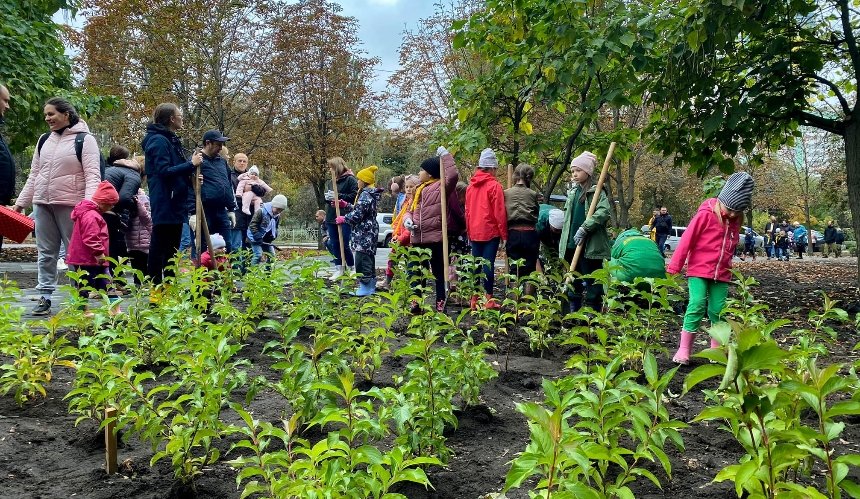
[
  {"x1": 504, "y1": 163, "x2": 513, "y2": 289},
  {"x1": 193, "y1": 162, "x2": 214, "y2": 264},
  {"x1": 105, "y1": 407, "x2": 118, "y2": 474},
  {"x1": 440, "y1": 154, "x2": 450, "y2": 287},
  {"x1": 331, "y1": 167, "x2": 348, "y2": 269},
  {"x1": 566, "y1": 142, "x2": 617, "y2": 279}
]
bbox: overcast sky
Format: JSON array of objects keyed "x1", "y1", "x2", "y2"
[{"x1": 337, "y1": 0, "x2": 436, "y2": 93}]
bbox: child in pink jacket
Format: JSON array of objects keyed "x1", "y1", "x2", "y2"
[
  {"x1": 67, "y1": 181, "x2": 120, "y2": 314},
  {"x1": 668, "y1": 172, "x2": 754, "y2": 364},
  {"x1": 235, "y1": 165, "x2": 273, "y2": 215}
]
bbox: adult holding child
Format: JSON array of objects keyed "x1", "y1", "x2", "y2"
[
  {"x1": 13, "y1": 97, "x2": 102, "y2": 315},
  {"x1": 142, "y1": 103, "x2": 200, "y2": 285}
]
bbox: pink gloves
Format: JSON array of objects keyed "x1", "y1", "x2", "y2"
[
  {"x1": 330, "y1": 199, "x2": 348, "y2": 208},
  {"x1": 335, "y1": 216, "x2": 346, "y2": 225}
]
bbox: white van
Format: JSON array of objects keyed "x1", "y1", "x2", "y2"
[{"x1": 640, "y1": 225, "x2": 686, "y2": 252}]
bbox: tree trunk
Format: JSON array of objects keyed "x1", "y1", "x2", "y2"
[{"x1": 845, "y1": 121, "x2": 860, "y2": 289}]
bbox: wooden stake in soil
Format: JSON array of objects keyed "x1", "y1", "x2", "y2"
[
  {"x1": 504, "y1": 163, "x2": 513, "y2": 289},
  {"x1": 440, "y1": 153, "x2": 450, "y2": 288},
  {"x1": 193, "y1": 161, "x2": 214, "y2": 264},
  {"x1": 105, "y1": 407, "x2": 118, "y2": 474},
  {"x1": 566, "y1": 142, "x2": 617, "y2": 279},
  {"x1": 331, "y1": 167, "x2": 348, "y2": 270}
]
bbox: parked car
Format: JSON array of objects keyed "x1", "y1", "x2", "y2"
[
  {"x1": 809, "y1": 229, "x2": 823, "y2": 253},
  {"x1": 740, "y1": 226, "x2": 765, "y2": 249},
  {"x1": 639, "y1": 225, "x2": 686, "y2": 252},
  {"x1": 377, "y1": 213, "x2": 393, "y2": 246}
]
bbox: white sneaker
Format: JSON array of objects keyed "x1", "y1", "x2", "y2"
[
  {"x1": 330, "y1": 265, "x2": 344, "y2": 280},
  {"x1": 57, "y1": 258, "x2": 68, "y2": 271}
]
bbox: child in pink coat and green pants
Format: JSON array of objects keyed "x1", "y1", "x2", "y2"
[{"x1": 668, "y1": 172, "x2": 754, "y2": 364}]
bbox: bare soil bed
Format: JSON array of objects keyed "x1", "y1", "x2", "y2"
[{"x1": 1, "y1": 258, "x2": 859, "y2": 499}]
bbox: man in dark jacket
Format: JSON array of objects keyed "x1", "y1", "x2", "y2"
[
  {"x1": 0, "y1": 85, "x2": 15, "y2": 254},
  {"x1": 824, "y1": 220, "x2": 837, "y2": 258},
  {"x1": 185, "y1": 130, "x2": 237, "y2": 252},
  {"x1": 651, "y1": 206, "x2": 673, "y2": 258},
  {"x1": 142, "y1": 103, "x2": 201, "y2": 284},
  {"x1": 228, "y1": 152, "x2": 250, "y2": 259}
]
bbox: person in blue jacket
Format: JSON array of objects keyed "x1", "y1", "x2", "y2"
[
  {"x1": 181, "y1": 130, "x2": 237, "y2": 254},
  {"x1": 792, "y1": 221, "x2": 808, "y2": 259},
  {"x1": 142, "y1": 103, "x2": 201, "y2": 284}
]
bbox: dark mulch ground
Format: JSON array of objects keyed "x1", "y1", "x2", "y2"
[{"x1": 0, "y1": 258, "x2": 859, "y2": 498}]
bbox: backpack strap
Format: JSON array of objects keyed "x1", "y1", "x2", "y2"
[
  {"x1": 37, "y1": 133, "x2": 50, "y2": 156},
  {"x1": 74, "y1": 132, "x2": 87, "y2": 164}
]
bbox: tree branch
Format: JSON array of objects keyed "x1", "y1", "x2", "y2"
[
  {"x1": 837, "y1": 0, "x2": 860, "y2": 101},
  {"x1": 806, "y1": 74, "x2": 851, "y2": 115},
  {"x1": 797, "y1": 110, "x2": 846, "y2": 136}
]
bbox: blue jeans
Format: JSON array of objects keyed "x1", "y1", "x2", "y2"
[
  {"x1": 326, "y1": 221, "x2": 354, "y2": 266},
  {"x1": 251, "y1": 242, "x2": 275, "y2": 265},
  {"x1": 228, "y1": 227, "x2": 248, "y2": 273},
  {"x1": 655, "y1": 233, "x2": 668, "y2": 257},
  {"x1": 179, "y1": 223, "x2": 197, "y2": 259},
  {"x1": 775, "y1": 247, "x2": 787, "y2": 260},
  {"x1": 471, "y1": 237, "x2": 501, "y2": 295},
  {"x1": 202, "y1": 205, "x2": 233, "y2": 253}
]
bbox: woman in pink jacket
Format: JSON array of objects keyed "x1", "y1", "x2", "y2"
[
  {"x1": 668, "y1": 172, "x2": 754, "y2": 364},
  {"x1": 13, "y1": 98, "x2": 102, "y2": 316}
]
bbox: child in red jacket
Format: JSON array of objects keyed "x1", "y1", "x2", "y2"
[
  {"x1": 200, "y1": 233, "x2": 229, "y2": 271},
  {"x1": 465, "y1": 148, "x2": 508, "y2": 310},
  {"x1": 668, "y1": 172, "x2": 754, "y2": 364},
  {"x1": 67, "y1": 181, "x2": 119, "y2": 313}
]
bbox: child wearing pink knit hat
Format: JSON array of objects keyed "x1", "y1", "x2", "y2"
[{"x1": 558, "y1": 151, "x2": 611, "y2": 312}]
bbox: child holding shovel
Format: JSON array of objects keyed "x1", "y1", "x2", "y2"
[{"x1": 558, "y1": 151, "x2": 612, "y2": 312}]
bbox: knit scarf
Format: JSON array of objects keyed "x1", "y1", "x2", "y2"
[
  {"x1": 391, "y1": 195, "x2": 413, "y2": 237},
  {"x1": 410, "y1": 179, "x2": 438, "y2": 211}
]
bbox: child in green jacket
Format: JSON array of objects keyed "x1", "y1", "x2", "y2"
[{"x1": 558, "y1": 151, "x2": 611, "y2": 312}]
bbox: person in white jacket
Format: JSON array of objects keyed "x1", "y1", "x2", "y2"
[{"x1": 13, "y1": 97, "x2": 101, "y2": 315}]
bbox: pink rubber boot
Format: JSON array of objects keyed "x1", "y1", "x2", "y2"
[{"x1": 672, "y1": 330, "x2": 697, "y2": 365}]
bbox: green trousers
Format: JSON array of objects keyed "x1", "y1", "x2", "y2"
[{"x1": 683, "y1": 277, "x2": 729, "y2": 333}]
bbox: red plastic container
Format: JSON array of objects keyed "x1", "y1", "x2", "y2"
[{"x1": 0, "y1": 205, "x2": 35, "y2": 243}]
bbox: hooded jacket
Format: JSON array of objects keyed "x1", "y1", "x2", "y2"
[
  {"x1": 343, "y1": 186, "x2": 384, "y2": 254},
  {"x1": 186, "y1": 153, "x2": 237, "y2": 213},
  {"x1": 667, "y1": 198, "x2": 741, "y2": 282},
  {"x1": 104, "y1": 161, "x2": 142, "y2": 214},
  {"x1": 609, "y1": 229, "x2": 667, "y2": 282},
  {"x1": 247, "y1": 202, "x2": 281, "y2": 243},
  {"x1": 466, "y1": 169, "x2": 508, "y2": 241},
  {"x1": 125, "y1": 190, "x2": 152, "y2": 253},
  {"x1": 17, "y1": 120, "x2": 101, "y2": 208},
  {"x1": 405, "y1": 153, "x2": 460, "y2": 245},
  {"x1": 141, "y1": 123, "x2": 193, "y2": 225},
  {"x1": 559, "y1": 184, "x2": 612, "y2": 260},
  {"x1": 66, "y1": 199, "x2": 109, "y2": 266}
]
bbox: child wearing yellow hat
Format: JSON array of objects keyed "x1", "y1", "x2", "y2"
[{"x1": 334, "y1": 165, "x2": 384, "y2": 296}]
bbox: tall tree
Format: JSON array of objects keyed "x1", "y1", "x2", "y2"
[
  {"x1": 648, "y1": 0, "x2": 860, "y2": 281},
  {"x1": 449, "y1": 0, "x2": 660, "y2": 198},
  {"x1": 266, "y1": 0, "x2": 379, "y2": 207},
  {"x1": 76, "y1": 0, "x2": 281, "y2": 152},
  {"x1": 387, "y1": 0, "x2": 486, "y2": 137},
  {"x1": 0, "y1": 0, "x2": 111, "y2": 153}
]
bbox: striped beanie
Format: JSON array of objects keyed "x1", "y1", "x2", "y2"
[{"x1": 718, "y1": 172, "x2": 754, "y2": 211}]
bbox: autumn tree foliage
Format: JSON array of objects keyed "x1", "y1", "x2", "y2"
[
  {"x1": 266, "y1": 0, "x2": 379, "y2": 206},
  {"x1": 387, "y1": 0, "x2": 486, "y2": 138},
  {"x1": 76, "y1": 0, "x2": 281, "y2": 153}
]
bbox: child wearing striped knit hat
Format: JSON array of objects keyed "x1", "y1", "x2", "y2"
[{"x1": 668, "y1": 171, "x2": 754, "y2": 364}]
